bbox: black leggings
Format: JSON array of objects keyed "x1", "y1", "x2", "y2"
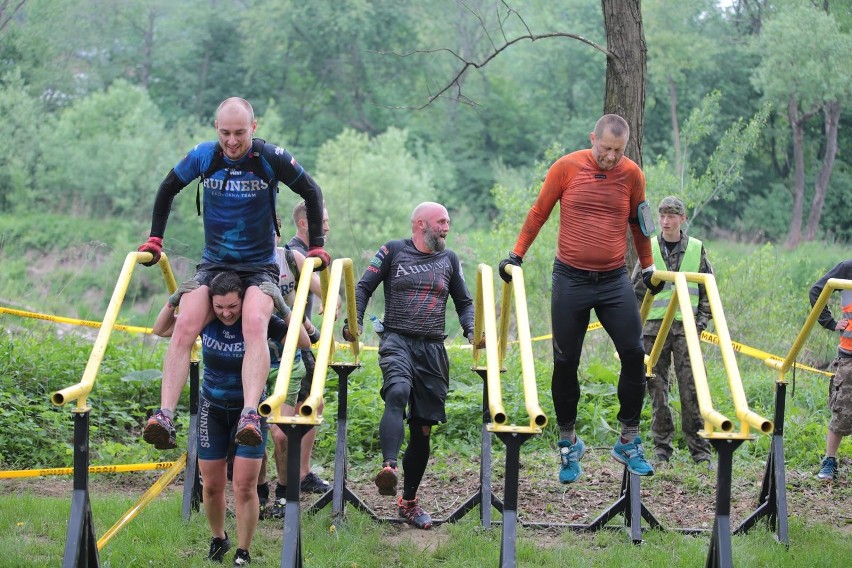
[
  {"x1": 550, "y1": 260, "x2": 647, "y2": 429},
  {"x1": 379, "y1": 381, "x2": 431, "y2": 500}
]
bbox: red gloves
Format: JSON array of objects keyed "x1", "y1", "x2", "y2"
[
  {"x1": 138, "y1": 236, "x2": 163, "y2": 267},
  {"x1": 307, "y1": 246, "x2": 331, "y2": 270}
]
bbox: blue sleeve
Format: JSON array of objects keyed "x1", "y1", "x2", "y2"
[
  {"x1": 173, "y1": 141, "x2": 217, "y2": 184},
  {"x1": 261, "y1": 141, "x2": 325, "y2": 248}
]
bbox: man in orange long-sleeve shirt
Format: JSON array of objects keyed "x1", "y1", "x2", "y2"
[{"x1": 499, "y1": 114, "x2": 663, "y2": 484}]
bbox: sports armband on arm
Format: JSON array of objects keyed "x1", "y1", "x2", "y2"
[{"x1": 633, "y1": 200, "x2": 655, "y2": 237}]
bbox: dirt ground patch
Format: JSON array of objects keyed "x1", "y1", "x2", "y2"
[{"x1": 4, "y1": 446, "x2": 851, "y2": 547}]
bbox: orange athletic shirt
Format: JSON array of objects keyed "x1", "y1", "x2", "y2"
[{"x1": 512, "y1": 149, "x2": 653, "y2": 272}]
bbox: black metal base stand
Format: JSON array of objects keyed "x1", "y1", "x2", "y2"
[
  {"x1": 181, "y1": 361, "x2": 202, "y2": 520},
  {"x1": 493, "y1": 431, "x2": 535, "y2": 568},
  {"x1": 443, "y1": 369, "x2": 504, "y2": 527},
  {"x1": 280, "y1": 423, "x2": 315, "y2": 568},
  {"x1": 706, "y1": 438, "x2": 745, "y2": 568},
  {"x1": 583, "y1": 466, "x2": 663, "y2": 543},
  {"x1": 304, "y1": 364, "x2": 377, "y2": 524},
  {"x1": 734, "y1": 381, "x2": 789, "y2": 545},
  {"x1": 62, "y1": 410, "x2": 100, "y2": 568}
]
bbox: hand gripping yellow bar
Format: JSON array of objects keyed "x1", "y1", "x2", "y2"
[
  {"x1": 766, "y1": 277, "x2": 852, "y2": 381},
  {"x1": 51, "y1": 251, "x2": 177, "y2": 412}
]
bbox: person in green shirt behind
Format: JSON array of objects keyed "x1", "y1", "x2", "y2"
[{"x1": 632, "y1": 196, "x2": 714, "y2": 467}]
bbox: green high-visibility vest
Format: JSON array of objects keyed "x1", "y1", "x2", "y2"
[{"x1": 648, "y1": 236, "x2": 702, "y2": 321}]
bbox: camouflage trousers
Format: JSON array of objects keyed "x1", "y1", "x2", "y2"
[
  {"x1": 643, "y1": 332, "x2": 712, "y2": 462},
  {"x1": 829, "y1": 356, "x2": 852, "y2": 436}
]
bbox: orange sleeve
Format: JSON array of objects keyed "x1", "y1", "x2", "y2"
[
  {"x1": 627, "y1": 166, "x2": 653, "y2": 268},
  {"x1": 512, "y1": 156, "x2": 578, "y2": 258}
]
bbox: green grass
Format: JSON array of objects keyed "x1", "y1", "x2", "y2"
[{"x1": 0, "y1": 487, "x2": 849, "y2": 567}]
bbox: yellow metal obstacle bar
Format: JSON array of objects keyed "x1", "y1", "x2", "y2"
[
  {"x1": 96, "y1": 453, "x2": 187, "y2": 550},
  {"x1": 641, "y1": 270, "x2": 772, "y2": 439},
  {"x1": 473, "y1": 263, "x2": 546, "y2": 434},
  {"x1": 260, "y1": 257, "x2": 358, "y2": 424},
  {"x1": 766, "y1": 277, "x2": 852, "y2": 381},
  {"x1": 51, "y1": 252, "x2": 177, "y2": 412}
]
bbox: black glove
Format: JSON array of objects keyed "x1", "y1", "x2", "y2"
[
  {"x1": 341, "y1": 319, "x2": 361, "y2": 342},
  {"x1": 641, "y1": 266, "x2": 665, "y2": 295},
  {"x1": 259, "y1": 282, "x2": 291, "y2": 317},
  {"x1": 696, "y1": 322, "x2": 707, "y2": 334},
  {"x1": 498, "y1": 252, "x2": 523, "y2": 283},
  {"x1": 168, "y1": 279, "x2": 200, "y2": 308}
]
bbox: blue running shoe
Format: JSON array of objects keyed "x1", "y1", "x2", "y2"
[
  {"x1": 817, "y1": 456, "x2": 838, "y2": 481},
  {"x1": 557, "y1": 436, "x2": 586, "y2": 484},
  {"x1": 612, "y1": 436, "x2": 654, "y2": 476}
]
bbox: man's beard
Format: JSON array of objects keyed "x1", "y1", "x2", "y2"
[{"x1": 424, "y1": 227, "x2": 446, "y2": 252}]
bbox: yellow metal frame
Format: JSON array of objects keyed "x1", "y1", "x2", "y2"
[
  {"x1": 259, "y1": 257, "x2": 359, "y2": 426},
  {"x1": 473, "y1": 263, "x2": 547, "y2": 434},
  {"x1": 767, "y1": 277, "x2": 852, "y2": 380},
  {"x1": 642, "y1": 270, "x2": 772, "y2": 439},
  {"x1": 51, "y1": 252, "x2": 178, "y2": 412}
]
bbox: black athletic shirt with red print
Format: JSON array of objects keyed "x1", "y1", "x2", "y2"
[{"x1": 353, "y1": 239, "x2": 475, "y2": 340}]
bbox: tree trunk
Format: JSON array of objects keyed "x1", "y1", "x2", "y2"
[
  {"x1": 601, "y1": 0, "x2": 646, "y2": 269},
  {"x1": 804, "y1": 100, "x2": 841, "y2": 241},
  {"x1": 785, "y1": 95, "x2": 806, "y2": 249},
  {"x1": 601, "y1": 0, "x2": 646, "y2": 166},
  {"x1": 669, "y1": 76, "x2": 682, "y2": 178}
]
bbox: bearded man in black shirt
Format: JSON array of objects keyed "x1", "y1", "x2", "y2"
[{"x1": 343, "y1": 201, "x2": 476, "y2": 529}]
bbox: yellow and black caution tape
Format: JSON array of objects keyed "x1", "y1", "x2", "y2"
[
  {"x1": 1, "y1": 306, "x2": 832, "y2": 376},
  {"x1": 0, "y1": 306, "x2": 151, "y2": 334},
  {"x1": 530, "y1": 323, "x2": 832, "y2": 378},
  {"x1": 0, "y1": 461, "x2": 178, "y2": 479}
]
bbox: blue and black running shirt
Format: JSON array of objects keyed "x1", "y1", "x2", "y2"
[
  {"x1": 201, "y1": 315, "x2": 288, "y2": 406},
  {"x1": 174, "y1": 141, "x2": 305, "y2": 266}
]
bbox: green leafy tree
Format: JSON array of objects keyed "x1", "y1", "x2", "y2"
[
  {"x1": 314, "y1": 127, "x2": 439, "y2": 268},
  {"x1": 751, "y1": 2, "x2": 852, "y2": 247},
  {"x1": 38, "y1": 80, "x2": 172, "y2": 216},
  {"x1": 643, "y1": 0, "x2": 721, "y2": 177},
  {"x1": 644, "y1": 91, "x2": 769, "y2": 228},
  {"x1": 0, "y1": 69, "x2": 48, "y2": 212}
]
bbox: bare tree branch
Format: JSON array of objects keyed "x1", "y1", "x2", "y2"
[
  {"x1": 372, "y1": 1, "x2": 612, "y2": 110},
  {"x1": 0, "y1": 0, "x2": 27, "y2": 35},
  {"x1": 374, "y1": 31, "x2": 611, "y2": 110}
]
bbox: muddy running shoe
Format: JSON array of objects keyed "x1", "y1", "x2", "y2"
[
  {"x1": 143, "y1": 410, "x2": 177, "y2": 450},
  {"x1": 300, "y1": 472, "x2": 330, "y2": 494},
  {"x1": 612, "y1": 436, "x2": 654, "y2": 476},
  {"x1": 234, "y1": 412, "x2": 263, "y2": 446},
  {"x1": 374, "y1": 462, "x2": 398, "y2": 496},
  {"x1": 557, "y1": 436, "x2": 585, "y2": 484},
  {"x1": 233, "y1": 548, "x2": 251, "y2": 566},
  {"x1": 207, "y1": 532, "x2": 231, "y2": 563},
  {"x1": 397, "y1": 496, "x2": 432, "y2": 529},
  {"x1": 817, "y1": 456, "x2": 838, "y2": 481},
  {"x1": 269, "y1": 498, "x2": 286, "y2": 519}
]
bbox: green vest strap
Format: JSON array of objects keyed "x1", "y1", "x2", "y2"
[{"x1": 648, "y1": 236, "x2": 702, "y2": 321}]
